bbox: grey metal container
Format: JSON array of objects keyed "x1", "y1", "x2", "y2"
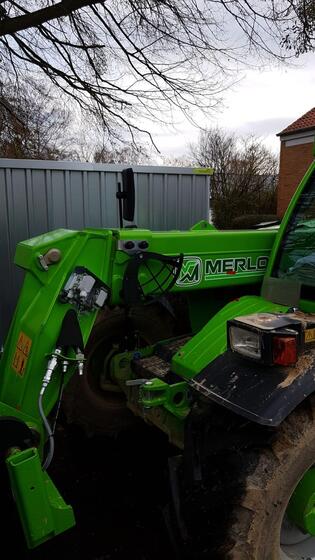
[{"x1": 0, "y1": 159, "x2": 210, "y2": 339}]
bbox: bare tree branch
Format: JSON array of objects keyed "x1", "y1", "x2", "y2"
[
  {"x1": 0, "y1": 0, "x2": 103, "y2": 36},
  {"x1": 0, "y1": 81, "x2": 76, "y2": 158},
  {"x1": 0, "y1": 1, "x2": 313, "y2": 145},
  {"x1": 190, "y1": 127, "x2": 278, "y2": 228}
]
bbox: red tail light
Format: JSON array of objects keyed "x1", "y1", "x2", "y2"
[{"x1": 273, "y1": 336, "x2": 297, "y2": 366}]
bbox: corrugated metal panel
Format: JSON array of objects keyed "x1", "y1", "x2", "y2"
[{"x1": 0, "y1": 159, "x2": 210, "y2": 340}]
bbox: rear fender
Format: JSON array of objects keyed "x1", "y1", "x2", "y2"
[{"x1": 189, "y1": 349, "x2": 315, "y2": 426}]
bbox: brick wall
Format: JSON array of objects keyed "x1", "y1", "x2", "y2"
[{"x1": 277, "y1": 140, "x2": 314, "y2": 217}]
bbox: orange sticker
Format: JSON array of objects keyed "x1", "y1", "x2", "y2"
[
  {"x1": 17, "y1": 332, "x2": 32, "y2": 356},
  {"x1": 12, "y1": 332, "x2": 32, "y2": 376}
]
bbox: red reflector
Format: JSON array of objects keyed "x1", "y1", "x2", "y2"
[{"x1": 273, "y1": 336, "x2": 297, "y2": 366}]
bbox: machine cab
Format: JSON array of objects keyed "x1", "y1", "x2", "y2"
[{"x1": 263, "y1": 162, "x2": 315, "y2": 312}]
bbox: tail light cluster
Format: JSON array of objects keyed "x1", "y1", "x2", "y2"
[
  {"x1": 272, "y1": 336, "x2": 298, "y2": 366},
  {"x1": 228, "y1": 312, "x2": 315, "y2": 367}
]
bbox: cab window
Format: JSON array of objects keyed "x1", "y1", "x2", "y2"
[{"x1": 273, "y1": 169, "x2": 315, "y2": 288}]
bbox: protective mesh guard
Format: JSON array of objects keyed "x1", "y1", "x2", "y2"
[{"x1": 122, "y1": 251, "x2": 183, "y2": 305}]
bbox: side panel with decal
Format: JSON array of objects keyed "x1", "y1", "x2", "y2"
[{"x1": 176, "y1": 255, "x2": 269, "y2": 286}]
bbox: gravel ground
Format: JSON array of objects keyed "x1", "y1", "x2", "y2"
[{"x1": 3, "y1": 422, "x2": 177, "y2": 559}]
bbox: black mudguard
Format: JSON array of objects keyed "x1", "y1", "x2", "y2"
[{"x1": 189, "y1": 349, "x2": 315, "y2": 426}]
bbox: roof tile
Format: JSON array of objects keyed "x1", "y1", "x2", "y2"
[{"x1": 278, "y1": 107, "x2": 315, "y2": 136}]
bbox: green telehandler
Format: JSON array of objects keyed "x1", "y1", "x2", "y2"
[{"x1": 0, "y1": 158, "x2": 315, "y2": 559}]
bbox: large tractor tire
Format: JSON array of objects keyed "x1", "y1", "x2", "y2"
[
  {"x1": 177, "y1": 398, "x2": 315, "y2": 560},
  {"x1": 63, "y1": 305, "x2": 175, "y2": 435}
]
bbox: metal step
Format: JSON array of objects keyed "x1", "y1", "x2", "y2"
[
  {"x1": 132, "y1": 335, "x2": 191, "y2": 382},
  {"x1": 155, "y1": 335, "x2": 192, "y2": 362},
  {"x1": 133, "y1": 354, "x2": 171, "y2": 379}
]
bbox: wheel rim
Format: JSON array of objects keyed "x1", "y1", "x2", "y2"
[
  {"x1": 280, "y1": 514, "x2": 315, "y2": 559},
  {"x1": 280, "y1": 467, "x2": 315, "y2": 560}
]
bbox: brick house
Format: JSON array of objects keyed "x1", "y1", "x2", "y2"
[{"x1": 277, "y1": 107, "x2": 315, "y2": 217}]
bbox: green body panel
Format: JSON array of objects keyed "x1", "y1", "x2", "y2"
[
  {"x1": 6, "y1": 447, "x2": 75, "y2": 548},
  {"x1": 190, "y1": 219, "x2": 216, "y2": 231},
  {"x1": 112, "y1": 228, "x2": 276, "y2": 297},
  {"x1": 172, "y1": 295, "x2": 287, "y2": 379},
  {"x1": 0, "y1": 228, "x2": 114, "y2": 421},
  {"x1": 186, "y1": 288, "x2": 234, "y2": 333}
]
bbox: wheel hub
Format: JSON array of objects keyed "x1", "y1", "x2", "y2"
[{"x1": 281, "y1": 467, "x2": 315, "y2": 559}]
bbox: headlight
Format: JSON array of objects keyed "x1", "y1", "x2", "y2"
[
  {"x1": 227, "y1": 313, "x2": 302, "y2": 366},
  {"x1": 229, "y1": 326, "x2": 261, "y2": 359}
]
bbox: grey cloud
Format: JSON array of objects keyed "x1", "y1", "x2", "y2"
[{"x1": 235, "y1": 117, "x2": 298, "y2": 137}]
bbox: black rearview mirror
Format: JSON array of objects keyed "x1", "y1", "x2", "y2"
[
  {"x1": 122, "y1": 168, "x2": 135, "y2": 222},
  {"x1": 116, "y1": 168, "x2": 135, "y2": 227}
]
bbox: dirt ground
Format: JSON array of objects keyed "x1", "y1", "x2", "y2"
[{"x1": 4, "y1": 422, "x2": 177, "y2": 559}]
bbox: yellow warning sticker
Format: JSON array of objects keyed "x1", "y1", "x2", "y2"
[
  {"x1": 12, "y1": 332, "x2": 32, "y2": 376},
  {"x1": 305, "y1": 328, "x2": 315, "y2": 343}
]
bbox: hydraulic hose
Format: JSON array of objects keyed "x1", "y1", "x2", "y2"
[
  {"x1": 39, "y1": 347, "x2": 62, "y2": 470},
  {"x1": 38, "y1": 389, "x2": 55, "y2": 470},
  {"x1": 38, "y1": 309, "x2": 84, "y2": 470},
  {"x1": 39, "y1": 350, "x2": 80, "y2": 469}
]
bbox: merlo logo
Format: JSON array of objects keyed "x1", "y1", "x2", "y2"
[{"x1": 176, "y1": 256, "x2": 202, "y2": 286}]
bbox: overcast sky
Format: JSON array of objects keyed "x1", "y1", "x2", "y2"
[{"x1": 153, "y1": 52, "x2": 314, "y2": 161}]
